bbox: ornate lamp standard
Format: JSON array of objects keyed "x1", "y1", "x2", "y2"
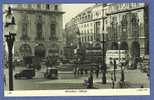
[
  {"x1": 101, "y1": 4, "x2": 107, "y2": 84},
  {"x1": 102, "y1": 33, "x2": 106, "y2": 84},
  {"x1": 4, "y1": 6, "x2": 16, "y2": 91}
]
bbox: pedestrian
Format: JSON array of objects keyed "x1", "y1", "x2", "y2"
[
  {"x1": 147, "y1": 68, "x2": 150, "y2": 79},
  {"x1": 113, "y1": 59, "x2": 117, "y2": 69},
  {"x1": 121, "y1": 66, "x2": 125, "y2": 82},
  {"x1": 109, "y1": 60, "x2": 113, "y2": 69},
  {"x1": 87, "y1": 72, "x2": 93, "y2": 89},
  {"x1": 73, "y1": 67, "x2": 77, "y2": 77},
  {"x1": 111, "y1": 72, "x2": 115, "y2": 89},
  {"x1": 119, "y1": 80, "x2": 123, "y2": 88},
  {"x1": 80, "y1": 68, "x2": 83, "y2": 75},
  {"x1": 77, "y1": 67, "x2": 79, "y2": 76},
  {"x1": 113, "y1": 59, "x2": 117, "y2": 81},
  {"x1": 95, "y1": 67, "x2": 99, "y2": 78},
  {"x1": 85, "y1": 69, "x2": 88, "y2": 75}
]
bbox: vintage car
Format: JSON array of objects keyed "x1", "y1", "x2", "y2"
[{"x1": 14, "y1": 68, "x2": 35, "y2": 79}]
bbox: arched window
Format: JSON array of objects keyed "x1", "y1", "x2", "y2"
[
  {"x1": 20, "y1": 15, "x2": 29, "y2": 40},
  {"x1": 35, "y1": 15, "x2": 44, "y2": 40},
  {"x1": 46, "y1": 4, "x2": 50, "y2": 9},
  {"x1": 28, "y1": 4, "x2": 32, "y2": 9},
  {"x1": 49, "y1": 23, "x2": 56, "y2": 40},
  {"x1": 131, "y1": 13, "x2": 139, "y2": 38},
  {"x1": 54, "y1": 5, "x2": 58, "y2": 10},
  {"x1": 121, "y1": 14, "x2": 128, "y2": 40},
  {"x1": 37, "y1": 4, "x2": 41, "y2": 9}
]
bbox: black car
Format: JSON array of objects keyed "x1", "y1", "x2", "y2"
[
  {"x1": 44, "y1": 67, "x2": 58, "y2": 79},
  {"x1": 14, "y1": 69, "x2": 35, "y2": 79}
]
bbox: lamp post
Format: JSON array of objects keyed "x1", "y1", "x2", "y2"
[
  {"x1": 4, "y1": 6, "x2": 16, "y2": 91},
  {"x1": 118, "y1": 41, "x2": 121, "y2": 69},
  {"x1": 101, "y1": 4, "x2": 107, "y2": 84},
  {"x1": 102, "y1": 33, "x2": 106, "y2": 84}
]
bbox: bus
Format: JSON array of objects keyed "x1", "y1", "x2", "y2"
[{"x1": 106, "y1": 50, "x2": 128, "y2": 69}]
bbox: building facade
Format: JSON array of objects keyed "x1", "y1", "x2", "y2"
[
  {"x1": 65, "y1": 3, "x2": 149, "y2": 63},
  {"x1": 106, "y1": 3, "x2": 148, "y2": 59},
  {"x1": 11, "y1": 4, "x2": 64, "y2": 59}
]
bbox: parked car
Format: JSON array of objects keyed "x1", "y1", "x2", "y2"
[
  {"x1": 44, "y1": 67, "x2": 58, "y2": 79},
  {"x1": 14, "y1": 68, "x2": 35, "y2": 79}
]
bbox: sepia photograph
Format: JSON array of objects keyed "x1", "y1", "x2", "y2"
[{"x1": 3, "y1": 3, "x2": 150, "y2": 96}]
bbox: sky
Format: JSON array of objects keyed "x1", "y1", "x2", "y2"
[{"x1": 62, "y1": 4, "x2": 95, "y2": 29}]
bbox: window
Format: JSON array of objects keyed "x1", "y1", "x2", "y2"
[
  {"x1": 36, "y1": 23, "x2": 43, "y2": 40},
  {"x1": 28, "y1": 4, "x2": 32, "y2": 8},
  {"x1": 84, "y1": 24, "x2": 86, "y2": 27},
  {"x1": 88, "y1": 36, "x2": 90, "y2": 41},
  {"x1": 87, "y1": 23, "x2": 89, "y2": 27},
  {"x1": 35, "y1": 15, "x2": 43, "y2": 40},
  {"x1": 21, "y1": 23, "x2": 28, "y2": 40},
  {"x1": 91, "y1": 36, "x2": 93, "y2": 41},
  {"x1": 20, "y1": 15, "x2": 29, "y2": 40},
  {"x1": 54, "y1": 5, "x2": 58, "y2": 10},
  {"x1": 46, "y1": 4, "x2": 50, "y2": 9},
  {"x1": 87, "y1": 30, "x2": 89, "y2": 34},
  {"x1": 96, "y1": 11, "x2": 99, "y2": 17},
  {"x1": 91, "y1": 29, "x2": 93, "y2": 33},
  {"x1": 88, "y1": 15, "x2": 91, "y2": 19},
  {"x1": 95, "y1": 21, "x2": 100, "y2": 33},
  {"x1": 37, "y1": 4, "x2": 41, "y2": 9},
  {"x1": 85, "y1": 16, "x2": 87, "y2": 20},
  {"x1": 49, "y1": 24, "x2": 56, "y2": 40},
  {"x1": 85, "y1": 37, "x2": 87, "y2": 42}
]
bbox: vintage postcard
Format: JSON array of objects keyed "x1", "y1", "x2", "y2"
[{"x1": 2, "y1": 3, "x2": 150, "y2": 96}]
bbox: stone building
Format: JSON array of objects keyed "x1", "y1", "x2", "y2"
[
  {"x1": 65, "y1": 3, "x2": 149, "y2": 65},
  {"x1": 65, "y1": 4, "x2": 108, "y2": 47},
  {"x1": 10, "y1": 4, "x2": 64, "y2": 59},
  {"x1": 106, "y1": 3, "x2": 149, "y2": 59}
]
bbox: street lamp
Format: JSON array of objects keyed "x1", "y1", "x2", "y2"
[
  {"x1": 102, "y1": 33, "x2": 106, "y2": 84},
  {"x1": 101, "y1": 4, "x2": 107, "y2": 84},
  {"x1": 118, "y1": 41, "x2": 121, "y2": 68},
  {"x1": 4, "y1": 6, "x2": 16, "y2": 91}
]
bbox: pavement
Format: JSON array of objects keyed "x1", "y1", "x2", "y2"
[{"x1": 4, "y1": 66, "x2": 150, "y2": 90}]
